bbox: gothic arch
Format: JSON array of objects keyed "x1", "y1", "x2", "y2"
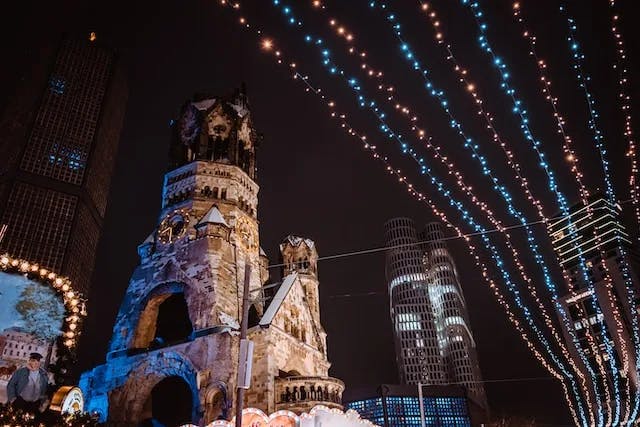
[
  {"x1": 203, "y1": 380, "x2": 231, "y2": 423},
  {"x1": 109, "y1": 351, "x2": 201, "y2": 424},
  {"x1": 130, "y1": 282, "x2": 190, "y2": 349}
]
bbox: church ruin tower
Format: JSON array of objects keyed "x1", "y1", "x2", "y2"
[
  {"x1": 246, "y1": 235, "x2": 342, "y2": 415},
  {"x1": 79, "y1": 88, "x2": 343, "y2": 426},
  {"x1": 280, "y1": 236, "x2": 322, "y2": 329}
]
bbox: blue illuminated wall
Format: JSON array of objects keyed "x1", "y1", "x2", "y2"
[{"x1": 347, "y1": 395, "x2": 471, "y2": 426}]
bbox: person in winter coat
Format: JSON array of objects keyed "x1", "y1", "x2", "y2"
[{"x1": 6, "y1": 352, "x2": 49, "y2": 414}]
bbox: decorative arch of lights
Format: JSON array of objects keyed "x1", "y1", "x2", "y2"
[{"x1": 0, "y1": 253, "x2": 86, "y2": 350}]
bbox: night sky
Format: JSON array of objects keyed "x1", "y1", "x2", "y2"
[{"x1": 5, "y1": 1, "x2": 640, "y2": 425}]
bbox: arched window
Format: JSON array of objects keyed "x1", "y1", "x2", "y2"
[
  {"x1": 152, "y1": 293, "x2": 193, "y2": 347},
  {"x1": 131, "y1": 286, "x2": 193, "y2": 350},
  {"x1": 144, "y1": 376, "x2": 193, "y2": 427}
]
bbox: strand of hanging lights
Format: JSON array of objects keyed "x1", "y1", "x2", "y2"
[{"x1": 214, "y1": 1, "x2": 586, "y2": 423}]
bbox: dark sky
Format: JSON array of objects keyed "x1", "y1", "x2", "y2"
[{"x1": 5, "y1": 0, "x2": 640, "y2": 424}]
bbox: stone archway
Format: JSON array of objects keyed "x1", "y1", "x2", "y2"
[
  {"x1": 131, "y1": 282, "x2": 190, "y2": 349},
  {"x1": 108, "y1": 351, "x2": 201, "y2": 425},
  {"x1": 139, "y1": 376, "x2": 193, "y2": 427}
]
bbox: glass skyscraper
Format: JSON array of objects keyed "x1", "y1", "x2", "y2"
[
  {"x1": 384, "y1": 218, "x2": 486, "y2": 408},
  {"x1": 0, "y1": 34, "x2": 127, "y2": 294},
  {"x1": 548, "y1": 196, "x2": 640, "y2": 411}
]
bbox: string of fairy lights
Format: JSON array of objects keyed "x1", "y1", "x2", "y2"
[
  {"x1": 479, "y1": 1, "x2": 640, "y2": 422},
  {"x1": 604, "y1": 6, "x2": 640, "y2": 420},
  {"x1": 306, "y1": 7, "x2": 590, "y2": 404},
  {"x1": 300, "y1": 0, "x2": 609, "y2": 423},
  {"x1": 421, "y1": 2, "x2": 548, "y2": 219},
  {"x1": 232, "y1": 0, "x2": 592, "y2": 422},
  {"x1": 269, "y1": 5, "x2": 593, "y2": 419},
  {"x1": 461, "y1": 1, "x2": 640, "y2": 423},
  {"x1": 373, "y1": 1, "x2": 612, "y2": 423},
  {"x1": 559, "y1": 5, "x2": 615, "y2": 205},
  {"x1": 220, "y1": 2, "x2": 589, "y2": 424},
  {"x1": 415, "y1": 3, "x2": 616, "y2": 423},
  {"x1": 557, "y1": 2, "x2": 640, "y2": 422},
  {"x1": 510, "y1": 1, "x2": 640, "y2": 423},
  {"x1": 607, "y1": 0, "x2": 640, "y2": 252},
  {"x1": 556, "y1": 2, "x2": 640, "y2": 422},
  {"x1": 605, "y1": 17, "x2": 640, "y2": 421},
  {"x1": 434, "y1": 1, "x2": 635, "y2": 418},
  {"x1": 444, "y1": 2, "x2": 640, "y2": 423},
  {"x1": 366, "y1": 1, "x2": 637, "y2": 424},
  {"x1": 510, "y1": 2, "x2": 588, "y2": 202},
  {"x1": 214, "y1": 1, "x2": 637, "y2": 425},
  {"x1": 607, "y1": 3, "x2": 640, "y2": 421}
]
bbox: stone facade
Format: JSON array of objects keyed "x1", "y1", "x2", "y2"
[{"x1": 80, "y1": 89, "x2": 343, "y2": 425}]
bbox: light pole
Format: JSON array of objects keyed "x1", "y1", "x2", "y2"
[
  {"x1": 417, "y1": 382, "x2": 426, "y2": 427},
  {"x1": 232, "y1": 268, "x2": 298, "y2": 427},
  {"x1": 235, "y1": 262, "x2": 252, "y2": 427}
]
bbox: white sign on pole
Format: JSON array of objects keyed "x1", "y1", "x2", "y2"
[{"x1": 237, "y1": 339, "x2": 254, "y2": 389}]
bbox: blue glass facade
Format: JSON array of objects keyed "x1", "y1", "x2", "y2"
[{"x1": 346, "y1": 395, "x2": 471, "y2": 426}]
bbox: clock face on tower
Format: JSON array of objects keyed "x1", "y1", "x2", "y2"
[{"x1": 158, "y1": 209, "x2": 191, "y2": 244}]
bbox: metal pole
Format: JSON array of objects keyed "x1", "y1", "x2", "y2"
[
  {"x1": 235, "y1": 262, "x2": 252, "y2": 427},
  {"x1": 418, "y1": 382, "x2": 426, "y2": 427}
]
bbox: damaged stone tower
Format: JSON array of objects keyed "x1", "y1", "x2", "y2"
[{"x1": 79, "y1": 88, "x2": 343, "y2": 426}]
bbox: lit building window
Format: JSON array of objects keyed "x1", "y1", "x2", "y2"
[
  {"x1": 398, "y1": 312, "x2": 421, "y2": 331},
  {"x1": 445, "y1": 316, "x2": 466, "y2": 327},
  {"x1": 49, "y1": 77, "x2": 66, "y2": 95}
]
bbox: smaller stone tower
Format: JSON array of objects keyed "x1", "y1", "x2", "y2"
[
  {"x1": 246, "y1": 235, "x2": 341, "y2": 415},
  {"x1": 280, "y1": 236, "x2": 322, "y2": 332}
]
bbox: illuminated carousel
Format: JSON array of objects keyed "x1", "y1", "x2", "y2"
[
  {"x1": 183, "y1": 405, "x2": 380, "y2": 427},
  {"x1": 0, "y1": 254, "x2": 89, "y2": 424}
]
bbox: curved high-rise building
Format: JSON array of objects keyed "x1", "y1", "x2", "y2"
[
  {"x1": 422, "y1": 222, "x2": 486, "y2": 407},
  {"x1": 384, "y1": 218, "x2": 486, "y2": 408},
  {"x1": 384, "y1": 218, "x2": 445, "y2": 386}
]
